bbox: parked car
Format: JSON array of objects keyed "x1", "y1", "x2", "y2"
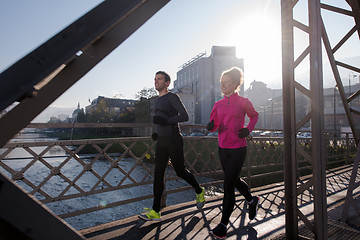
[
  {"x1": 297, "y1": 132, "x2": 311, "y2": 138},
  {"x1": 206, "y1": 132, "x2": 218, "y2": 137},
  {"x1": 260, "y1": 131, "x2": 273, "y2": 137},
  {"x1": 272, "y1": 131, "x2": 283, "y2": 137},
  {"x1": 250, "y1": 130, "x2": 262, "y2": 137}
]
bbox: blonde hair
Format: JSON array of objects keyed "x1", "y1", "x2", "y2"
[{"x1": 220, "y1": 67, "x2": 244, "y2": 92}]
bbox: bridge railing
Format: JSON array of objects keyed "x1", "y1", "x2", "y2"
[{"x1": 0, "y1": 123, "x2": 356, "y2": 229}]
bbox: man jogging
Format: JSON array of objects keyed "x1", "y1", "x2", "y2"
[{"x1": 139, "y1": 71, "x2": 205, "y2": 221}]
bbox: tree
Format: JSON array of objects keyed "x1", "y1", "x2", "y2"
[
  {"x1": 48, "y1": 116, "x2": 62, "y2": 123},
  {"x1": 134, "y1": 98, "x2": 151, "y2": 123},
  {"x1": 133, "y1": 87, "x2": 158, "y2": 123},
  {"x1": 76, "y1": 108, "x2": 87, "y2": 123},
  {"x1": 117, "y1": 109, "x2": 135, "y2": 123},
  {"x1": 87, "y1": 99, "x2": 114, "y2": 123},
  {"x1": 135, "y1": 87, "x2": 157, "y2": 100}
]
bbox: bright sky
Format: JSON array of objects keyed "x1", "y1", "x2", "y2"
[{"x1": 0, "y1": 0, "x2": 359, "y2": 114}]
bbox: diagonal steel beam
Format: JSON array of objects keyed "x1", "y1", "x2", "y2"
[
  {"x1": 0, "y1": 0, "x2": 169, "y2": 113},
  {"x1": 0, "y1": 0, "x2": 170, "y2": 148},
  {"x1": 348, "y1": 0, "x2": 360, "y2": 39},
  {"x1": 322, "y1": 19, "x2": 359, "y2": 144},
  {"x1": 0, "y1": 171, "x2": 85, "y2": 239}
]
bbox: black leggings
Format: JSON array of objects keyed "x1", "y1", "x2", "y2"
[
  {"x1": 219, "y1": 147, "x2": 252, "y2": 225},
  {"x1": 152, "y1": 134, "x2": 201, "y2": 212}
]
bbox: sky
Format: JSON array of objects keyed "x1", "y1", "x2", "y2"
[{"x1": 0, "y1": 0, "x2": 359, "y2": 120}]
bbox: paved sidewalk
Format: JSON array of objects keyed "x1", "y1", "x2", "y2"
[{"x1": 80, "y1": 165, "x2": 360, "y2": 239}]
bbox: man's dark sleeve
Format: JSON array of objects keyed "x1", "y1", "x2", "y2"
[{"x1": 167, "y1": 93, "x2": 189, "y2": 123}]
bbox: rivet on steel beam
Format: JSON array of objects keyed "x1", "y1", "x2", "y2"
[
  {"x1": 51, "y1": 167, "x2": 61, "y2": 175},
  {"x1": 111, "y1": 161, "x2": 118, "y2": 168},
  {"x1": 84, "y1": 164, "x2": 92, "y2": 171},
  {"x1": 12, "y1": 171, "x2": 24, "y2": 181}
]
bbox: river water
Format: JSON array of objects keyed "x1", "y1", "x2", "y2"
[{"x1": 1, "y1": 133, "x2": 217, "y2": 230}]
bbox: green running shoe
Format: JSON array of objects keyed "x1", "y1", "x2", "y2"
[
  {"x1": 139, "y1": 208, "x2": 161, "y2": 221},
  {"x1": 196, "y1": 187, "x2": 206, "y2": 209}
]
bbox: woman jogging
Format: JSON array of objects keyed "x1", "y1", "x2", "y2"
[{"x1": 207, "y1": 67, "x2": 259, "y2": 239}]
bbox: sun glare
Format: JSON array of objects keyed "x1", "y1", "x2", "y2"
[{"x1": 224, "y1": 12, "x2": 282, "y2": 88}]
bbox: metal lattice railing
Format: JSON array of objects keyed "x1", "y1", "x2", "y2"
[{"x1": 0, "y1": 132, "x2": 356, "y2": 226}]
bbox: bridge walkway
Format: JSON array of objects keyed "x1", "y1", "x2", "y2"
[{"x1": 80, "y1": 165, "x2": 360, "y2": 239}]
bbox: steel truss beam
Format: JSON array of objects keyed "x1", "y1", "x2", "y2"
[
  {"x1": 0, "y1": 0, "x2": 170, "y2": 238},
  {"x1": 0, "y1": 171, "x2": 85, "y2": 240},
  {"x1": 339, "y1": 0, "x2": 360, "y2": 226},
  {"x1": 0, "y1": 0, "x2": 170, "y2": 148},
  {"x1": 282, "y1": 0, "x2": 360, "y2": 239}
]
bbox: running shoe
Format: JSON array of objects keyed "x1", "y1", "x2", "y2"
[
  {"x1": 196, "y1": 187, "x2": 205, "y2": 209},
  {"x1": 209, "y1": 223, "x2": 227, "y2": 239},
  {"x1": 138, "y1": 208, "x2": 161, "y2": 221},
  {"x1": 248, "y1": 196, "x2": 260, "y2": 220}
]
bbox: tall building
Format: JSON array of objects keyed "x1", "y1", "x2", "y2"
[
  {"x1": 244, "y1": 81, "x2": 282, "y2": 129},
  {"x1": 173, "y1": 46, "x2": 244, "y2": 124}
]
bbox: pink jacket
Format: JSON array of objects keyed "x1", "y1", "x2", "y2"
[{"x1": 209, "y1": 93, "x2": 259, "y2": 148}]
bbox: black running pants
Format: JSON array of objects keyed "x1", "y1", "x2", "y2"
[
  {"x1": 152, "y1": 134, "x2": 201, "y2": 212},
  {"x1": 219, "y1": 147, "x2": 252, "y2": 225}
]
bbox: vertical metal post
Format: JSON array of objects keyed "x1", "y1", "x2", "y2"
[
  {"x1": 281, "y1": 0, "x2": 298, "y2": 238},
  {"x1": 333, "y1": 86, "x2": 337, "y2": 144},
  {"x1": 309, "y1": 0, "x2": 328, "y2": 238},
  {"x1": 346, "y1": 133, "x2": 350, "y2": 164},
  {"x1": 349, "y1": 73, "x2": 351, "y2": 110}
]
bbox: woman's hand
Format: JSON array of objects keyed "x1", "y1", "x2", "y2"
[
  {"x1": 207, "y1": 120, "x2": 214, "y2": 131},
  {"x1": 238, "y1": 128, "x2": 249, "y2": 138}
]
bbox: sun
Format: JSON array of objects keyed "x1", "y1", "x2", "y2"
[{"x1": 222, "y1": 10, "x2": 282, "y2": 89}]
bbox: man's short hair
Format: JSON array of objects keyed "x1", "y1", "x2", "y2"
[{"x1": 156, "y1": 71, "x2": 171, "y2": 82}]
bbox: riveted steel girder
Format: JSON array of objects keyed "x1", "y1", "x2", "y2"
[{"x1": 0, "y1": 0, "x2": 170, "y2": 148}]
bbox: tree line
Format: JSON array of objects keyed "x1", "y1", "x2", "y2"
[
  {"x1": 47, "y1": 88, "x2": 157, "y2": 138},
  {"x1": 48, "y1": 87, "x2": 157, "y2": 124}
]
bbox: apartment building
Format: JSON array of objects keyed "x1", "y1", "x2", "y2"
[{"x1": 173, "y1": 46, "x2": 244, "y2": 124}]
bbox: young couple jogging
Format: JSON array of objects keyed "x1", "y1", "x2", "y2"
[{"x1": 139, "y1": 68, "x2": 259, "y2": 239}]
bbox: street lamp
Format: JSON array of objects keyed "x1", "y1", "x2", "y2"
[
  {"x1": 260, "y1": 104, "x2": 267, "y2": 129},
  {"x1": 268, "y1": 98, "x2": 273, "y2": 130},
  {"x1": 348, "y1": 72, "x2": 358, "y2": 108},
  {"x1": 333, "y1": 85, "x2": 338, "y2": 141}
]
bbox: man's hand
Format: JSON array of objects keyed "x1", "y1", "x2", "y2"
[
  {"x1": 151, "y1": 133, "x2": 158, "y2": 141},
  {"x1": 207, "y1": 120, "x2": 214, "y2": 131},
  {"x1": 153, "y1": 116, "x2": 168, "y2": 125},
  {"x1": 238, "y1": 128, "x2": 250, "y2": 138}
]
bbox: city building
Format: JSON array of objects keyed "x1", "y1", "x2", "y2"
[
  {"x1": 72, "y1": 103, "x2": 82, "y2": 120},
  {"x1": 244, "y1": 81, "x2": 282, "y2": 129},
  {"x1": 324, "y1": 83, "x2": 360, "y2": 133},
  {"x1": 173, "y1": 46, "x2": 244, "y2": 124},
  {"x1": 248, "y1": 80, "x2": 360, "y2": 132},
  {"x1": 85, "y1": 96, "x2": 137, "y2": 115}
]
